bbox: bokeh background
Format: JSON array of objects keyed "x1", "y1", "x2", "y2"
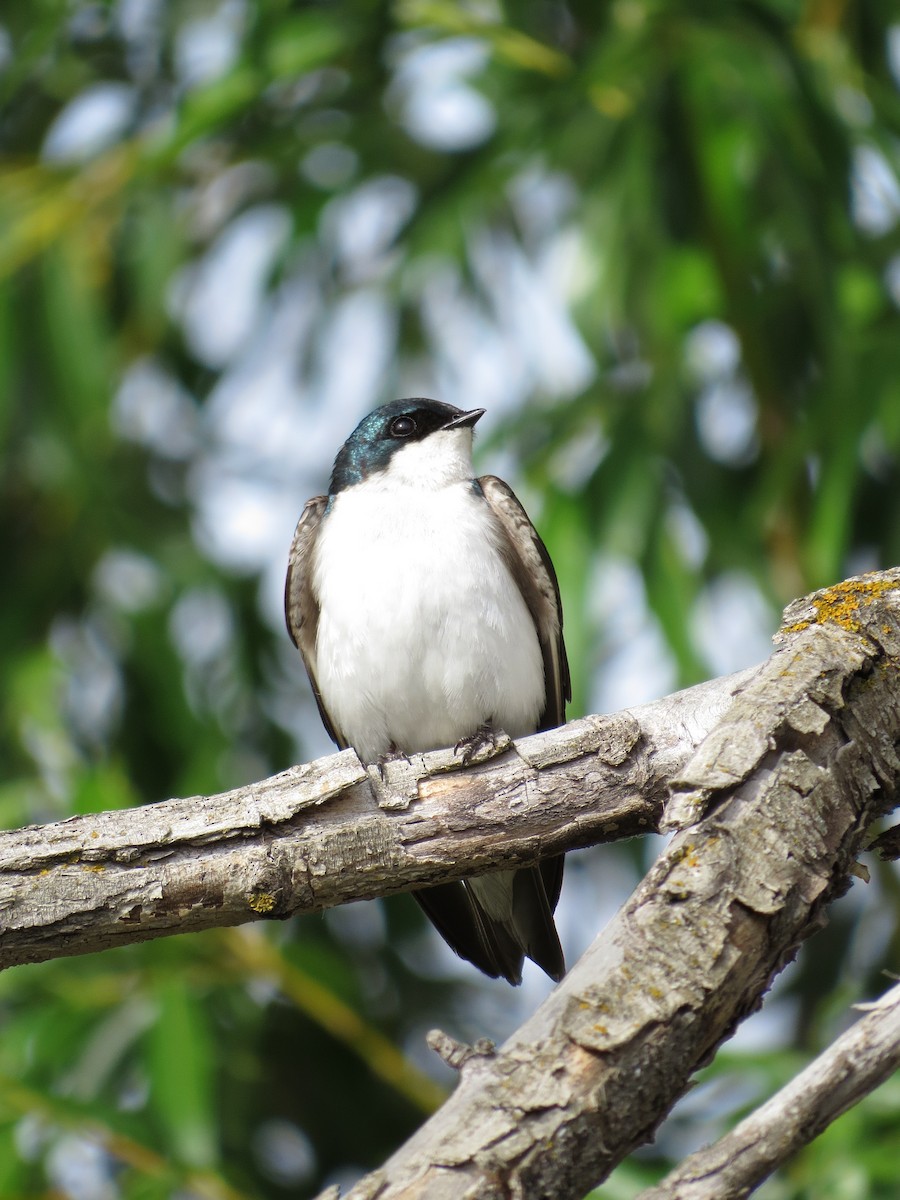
[{"x1": 2, "y1": 1, "x2": 900, "y2": 1197}]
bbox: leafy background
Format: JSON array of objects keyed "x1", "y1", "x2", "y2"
[{"x1": 2, "y1": 1, "x2": 900, "y2": 1197}]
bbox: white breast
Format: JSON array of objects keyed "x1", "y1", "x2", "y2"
[{"x1": 312, "y1": 477, "x2": 546, "y2": 762}]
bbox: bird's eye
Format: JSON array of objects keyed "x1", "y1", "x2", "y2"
[{"x1": 389, "y1": 415, "x2": 417, "y2": 438}]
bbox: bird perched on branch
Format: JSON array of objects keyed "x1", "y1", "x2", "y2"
[{"x1": 285, "y1": 398, "x2": 570, "y2": 984}]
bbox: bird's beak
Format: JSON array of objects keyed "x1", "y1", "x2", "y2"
[{"x1": 442, "y1": 408, "x2": 486, "y2": 430}]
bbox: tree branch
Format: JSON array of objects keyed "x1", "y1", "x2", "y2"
[
  {"x1": 6, "y1": 570, "x2": 900, "y2": 1200},
  {"x1": 320, "y1": 569, "x2": 900, "y2": 1199},
  {"x1": 0, "y1": 665, "x2": 752, "y2": 970},
  {"x1": 636, "y1": 979, "x2": 900, "y2": 1200}
]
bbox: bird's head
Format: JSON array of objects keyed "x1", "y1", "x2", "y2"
[{"x1": 329, "y1": 398, "x2": 485, "y2": 493}]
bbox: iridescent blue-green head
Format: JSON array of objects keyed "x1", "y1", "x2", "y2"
[{"x1": 329, "y1": 398, "x2": 485, "y2": 494}]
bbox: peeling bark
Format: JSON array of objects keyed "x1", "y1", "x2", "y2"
[
  {"x1": 323, "y1": 569, "x2": 900, "y2": 1199},
  {"x1": 4, "y1": 569, "x2": 900, "y2": 1200},
  {"x1": 0, "y1": 668, "x2": 751, "y2": 969}
]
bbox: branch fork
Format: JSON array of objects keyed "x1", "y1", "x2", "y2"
[{"x1": 3, "y1": 568, "x2": 900, "y2": 1198}]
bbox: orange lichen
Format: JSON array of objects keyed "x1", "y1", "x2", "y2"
[
  {"x1": 783, "y1": 577, "x2": 898, "y2": 636},
  {"x1": 248, "y1": 892, "x2": 276, "y2": 913}
]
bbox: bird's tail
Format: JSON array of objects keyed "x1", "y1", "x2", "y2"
[{"x1": 412, "y1": 857, "x2": 565, "y2": 985}]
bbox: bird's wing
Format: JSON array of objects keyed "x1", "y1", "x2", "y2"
[
  {"x1": 284, "y1": 496, "x2": 345, "y2": 748},
  {"x1": 477, "y1": 475, "x2": 571, "y2": 730},
  {"x1": 474, "y1": 475, "x2": 568, "y2": 981}
]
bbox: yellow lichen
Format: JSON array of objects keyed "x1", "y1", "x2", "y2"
[
  {"x1": 782, "y1": 618, "x2": 811, "y2": 634},
  {"x1": 785, "y1": 577, "x2": 897, "y2": 636},
  {"x1": 248, "y1": 892, "x2": 276, "y2": 913}
]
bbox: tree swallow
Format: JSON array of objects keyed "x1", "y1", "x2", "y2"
[{"x1": 285, "y1": 398, "x2": 570, "y2": 984}]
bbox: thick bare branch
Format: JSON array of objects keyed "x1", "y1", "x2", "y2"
[
  {"x1": 7, "y1": 570, "x2": 900, "y2": 1200},
  {"x1": 637, "y1": 979, "x2": 900, "y2": 1200},
  {"x1": 327, "y1": 570, "x2": 900, "y2": 1200},
  {"x1": 0, "y1": 667, "x2": 752, "y2": 969}
]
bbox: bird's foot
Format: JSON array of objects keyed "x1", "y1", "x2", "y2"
[
  {"x1": 454, "y1": 721, "x2": 498, "y2": 767},
  {"x1": 375, "y1": 742, "x2": 410, "y2": 779}
]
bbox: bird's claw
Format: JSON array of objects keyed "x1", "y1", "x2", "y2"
[
  {"x1": 375, "y1": 743, "x2": 411, "y2": 779},
  {"x1": 454, "y1": 721, "x2": 498, "y2": 767}
]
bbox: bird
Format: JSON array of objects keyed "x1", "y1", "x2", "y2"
[{"x1": 284, "y1": 397, "x2": 570, "y2": 985}]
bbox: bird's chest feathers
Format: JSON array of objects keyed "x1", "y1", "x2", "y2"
[
  {"x1": 312, "y1": 480, "x2": 545, "y2": 756},
  {"x1": 316, "y1": 483, "x2": 507, "y2": 640}
]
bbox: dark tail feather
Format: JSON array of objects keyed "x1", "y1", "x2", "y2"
[
  {"x1": 412, "y1": 858, "x2": 565, "y2": 985},
  {"x1": 412, "y1": 882, "x2": 524, "y2": 984},
  {"x1": 540, "y1": 853, "x2": 565, "y2": 912},
  {"x1": 511, "y1": 864, "x2": 565, "y2": 982}
]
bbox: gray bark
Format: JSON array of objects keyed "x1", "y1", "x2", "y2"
[
  {"x1": 320, "y1": 569, "x2": 900, "y2": 1199},
  {"x1": 0, "y1": 667, "x2": 752, "y2": 969},
  {"x1": 4, "y1": 569, "x2": 900, "y2": 1200}
]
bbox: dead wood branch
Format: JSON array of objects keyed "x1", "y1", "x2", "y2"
[
  {"x1": 0, "y1": 667, "x2": 751, "y2": 969},
  {"x1": 325, "y1": 569, "x2": 900, "y2": 1199}
]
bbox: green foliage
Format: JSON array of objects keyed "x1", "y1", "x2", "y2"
[{"x1": 1, "y1": 0, "x2": 900, "y2": 1195}]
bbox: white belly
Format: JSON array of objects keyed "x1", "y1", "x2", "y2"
[{"x1": 312, "y1": 481, "x2": 546, "y2": 762}]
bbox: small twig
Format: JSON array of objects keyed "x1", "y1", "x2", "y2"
[{"x1": 426, "y1": 1030, "x2": 495, "y2": 1071}]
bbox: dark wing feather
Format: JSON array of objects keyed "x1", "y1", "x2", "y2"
[
  {"x1": 539, "y1": 852, "x2": 565, "y2": 912},
  {"x1": 477, "y1": 475, "x2": 570, "y2": 730},
  {"x1": 511, "y1": 866, "x2": 565, "y2": 981},
  {"x1": 480, "y1": 477, "x2": 569, "y2": 977},
  {"x1": 284, "y1": 496, "x2": 345, "y2": 748}
]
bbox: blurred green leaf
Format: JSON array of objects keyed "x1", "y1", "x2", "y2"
[
  {"x1": 264, "y1": 13, "x2": 348, "y2": 80},
  {"x1": 169, "y1": 67, "x2": 262, "y2": 153},
  {"x1": 147, "y1": 978, "x2": 218, "y2": 1170},
  {"x1": 2, "y1": 1, "x2": 900, "y2": 1195}
]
